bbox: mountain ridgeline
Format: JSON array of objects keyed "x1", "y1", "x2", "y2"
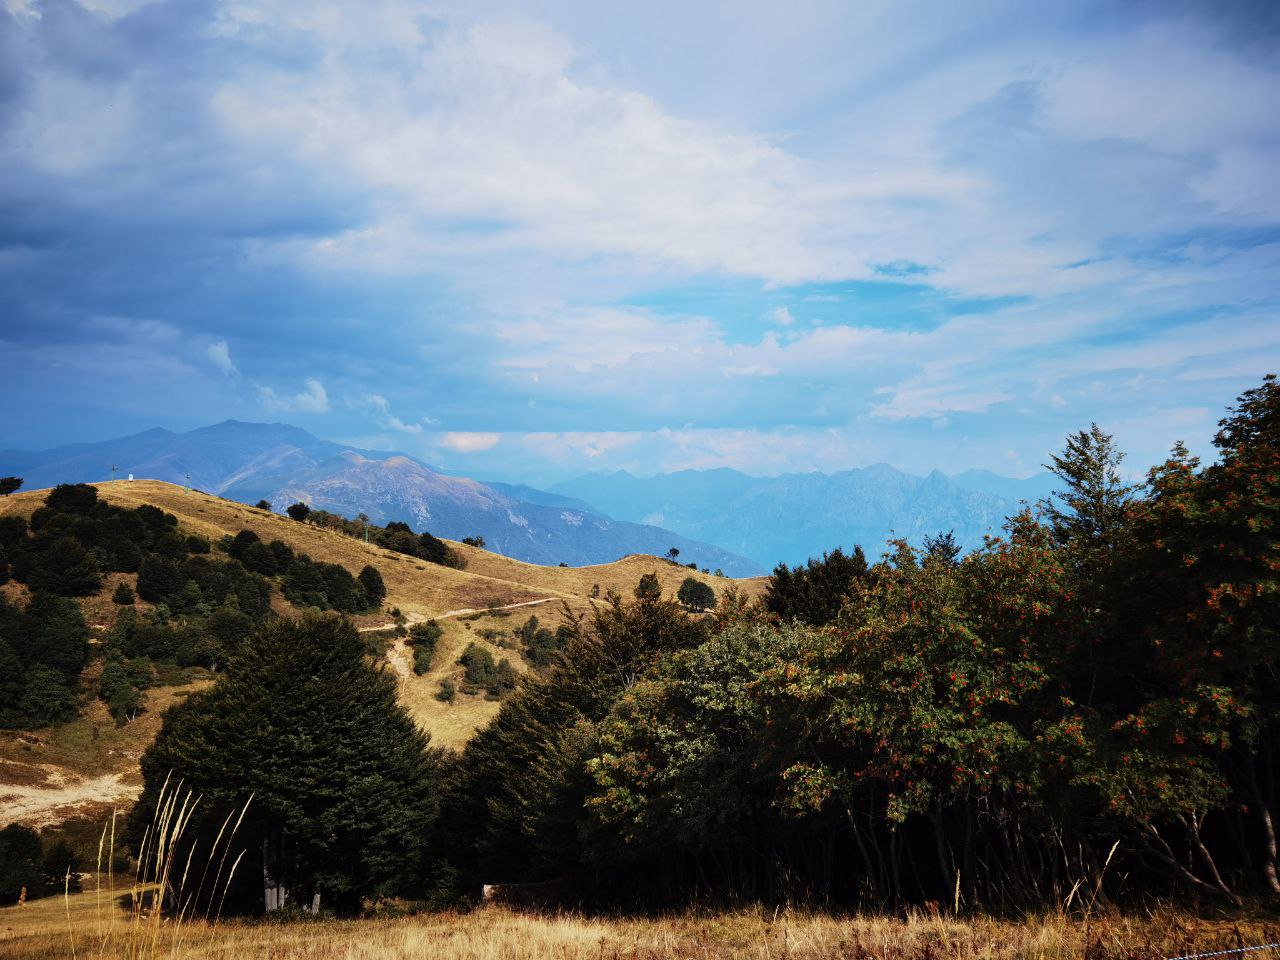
[{"x1": 0, "y1": 423, "x2": 761, "y2": 576}]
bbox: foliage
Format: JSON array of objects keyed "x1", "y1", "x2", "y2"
[
  {"x1": 0, "y1": 824, "x2": 80, "y2": 905},
  {"x1": 676, "y1": 576, "x2": 716, "y2": 611},
  {"x1": 0, "y1": 476, "x2": 22, "y2": 497},
  {"x1": 458, "y1": 642, "x2": 518, "y2": 699},
  {"x1": 410, "y1": 620, "x2": 442, "y2": 675},
  {"x1": 286, "y1": 501, "x2": 311, "y2": 522},
  {"x1": 133, "y1": 613, "x2": 442, "y2": 915},
  {"x1": 359, "y1": 564, "x2": 386, "y2": 608},
  {"x1": 764, "y1": 545, "x2": 870, "y2": 626},
  {"x1": 435, "y1": 376, "x2": 1280, "y2": 910}
]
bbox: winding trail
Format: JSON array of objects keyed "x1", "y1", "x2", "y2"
[{"x1": 356, "y1": 596, "x2": 559, "y2": 633}]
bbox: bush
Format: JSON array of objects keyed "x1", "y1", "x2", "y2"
[
  {"x1": 410, "y1": 620, "x2": 442, "y2": 676},
  {"x1": 436, "y1": 677, "x2": 456, "y2": 703},
  {"x1": 255, "y1": 500, "x2": 272, "y2": 511},
  {"x1": 286, "y1": 502, "x2": 311, "y2": 522},
  {"x1": 457, "y1": 643, "x2": 518, "y2": 699},
  {"x1": 112, "y1": 582, "x2": 135, "y2": 605}
]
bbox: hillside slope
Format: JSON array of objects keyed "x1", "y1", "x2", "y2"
[{"x1": 0, "y1": 481, "x2": 761, "y2": 826}]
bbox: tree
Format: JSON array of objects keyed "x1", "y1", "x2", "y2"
[
  {"x1": 764, "y1": 546, "x2": 870, "y2": 626},
  {"x1": 462, "y1": 535, "x2": 486, "y2": 548},
  {"x1": 665, "y1": 547, "x2": 680, "y2": 562},
  {"x1": 133, "y1": 614, "x2": 441, "y2": 914},
  {"x1": 286, "y1": 502, "x2": 311, "y2": 523},
  {"x1": 358, "y1": 565, "x2": 386, "y2": 609},
  {"x1": 1040, "y1": 423, "x2": 1137, "y2": 550},
  {"x1": 0, "y1": 477, "x2": 21, "y2": 497},
  {"x1": 677, "y1": 577, "x2": 716, "y2": 612},
  {"x1": 17, "y1": 665, "x2": 76, "y2": 727},
  {"x1": 99, "y1": 658, "x2": 143, "y2": 722},
  {"x1": 45, "y1": 483, "x2": 98, "y2": 513},
  {"x1": 255, "y1": 500, "x2": 272, "y2": 511},
  {"x1": 112, "y1": 582, "x2": 135, "y2": 605},
  {"x1": 0, "y1": 825, "x2": 42, "y2": 903},
  {"x1": 922, "y1": 530, "x2": 961, "y2": 565},
  {"x1": 635, "y1": 572, "x2": 662, "y2": 601},
  {"x1": 27, "y1": 536, "x2": 101, "y2": 596}
]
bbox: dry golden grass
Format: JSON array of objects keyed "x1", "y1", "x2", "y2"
[{"x1": 4, "y1": 885, "x2": 1279, "y2": 960}]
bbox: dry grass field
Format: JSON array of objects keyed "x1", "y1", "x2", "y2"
[
  {"x1": 3, "y1": 881, "x2": 1278, "y2": 960},
  {"x1": 0, "y1": 481, "x2": 764, "y2": 811}
]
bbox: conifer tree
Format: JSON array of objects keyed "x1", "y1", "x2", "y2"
[{"x1": 134, "y1": 613, "x2": 441, "y2": 914}]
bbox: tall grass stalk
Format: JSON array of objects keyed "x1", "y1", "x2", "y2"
[{"x1": 69, "y1": 772, "x2": 251, "y2": 960}]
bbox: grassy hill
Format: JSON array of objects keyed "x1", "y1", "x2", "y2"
[{"x1": 0, "y1": 480, "x2": 764, "y2": 827}]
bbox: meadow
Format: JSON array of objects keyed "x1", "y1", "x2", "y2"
[{"x1": 3, "y1": 881, "x2": 1278, "y2": 960}]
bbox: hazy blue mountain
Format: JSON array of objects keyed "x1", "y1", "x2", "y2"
[
  {"x1": 549, "y1": 465, "x2": 1061, "y2": 569},
  {"x1": 267, "y1": 453, "x2": 762, "y2": 574},
  {"x1": 0, "y1": 422, "x2": 762, "y2": 575}
]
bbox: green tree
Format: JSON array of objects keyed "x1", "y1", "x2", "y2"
[
  {"x1": 27, "y1": 536, "x2": 100, "y2": 596},
  {"x1": 112, "y1": 581, "x2": 135, "y2": 605},
  {"x1": 255, "y1": 500, "x2": 272, "y2": 511},
  {"x1": 286, "y1": 502, "x2": 311, "y2": 523},
  {"x1": 1040, "y1": 423, "x2": 1137, "y2": 550},
  {"x1": 99, "y1": 658, "x2": 143, "y2": 722},
  {"x1": 133, "y1": 614, "x2": 441, "y2": 914},
  {"x1": 0, "y1": 825, "x2": 42, "y2": 903},
  {"x1": 676, "y1": 577, "x2": 716, "y2": 612},
  {"x1": 17, "y1": 665, "x2": 76, "y2": 727},
  {"x1": 0, "y1": 477, "x2": 22, "y2": 497},
  {"x1": 358, "y1": 565, "x2": 386, "y2": 609},
  {"x1": 635, "y1": 572, "x2": 661, "y2": 601},
  {"x1": 764, "y1": 546, "x2": 870, "y2": 626}
]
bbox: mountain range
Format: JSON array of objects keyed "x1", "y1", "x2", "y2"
[
  {"x1": 0, "y1": 422, "x2": 762, "y2": 575},
  {"x1": 549, "y1": 465, "x2": 1059, "y2": 568},
  {"x1": 0, "y1": 420, "x2": 1061, "y2": 573}
]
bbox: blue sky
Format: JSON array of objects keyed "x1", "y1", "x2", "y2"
[{"x1": 1, "y1": 0, "x2": 1277, "y2": 485}]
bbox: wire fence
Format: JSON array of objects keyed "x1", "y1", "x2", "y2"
[{"x1": 1165, "y1": 944, "x2": 1280, "y2": 960}]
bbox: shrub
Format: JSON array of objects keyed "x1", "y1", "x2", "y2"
[
  {"x1": 286, "y1": 502, "x2": 311, "y2": 522},
  {"x1": 255, "y1": 499, "x2": 272, "y2": 511},
  {"x1": 436, "y1": 677, "x2": 456, "y2": 703},
  {"x1": 112, "y1": 582, "x2": 135, "y2": 605}
]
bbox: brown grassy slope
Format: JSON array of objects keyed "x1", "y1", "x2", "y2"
[
  {"x1": 0, "y1": 480, "x2": 766, "y2": 775},
  {"x1": 5, "y1": 885, "x2": 1278, "y2": 960}
]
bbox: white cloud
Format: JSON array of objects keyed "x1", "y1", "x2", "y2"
[
  {"x1": 207, "y1": 340, "x2": 238, "y2": 377},
  {"x1": 438, "y1": 431, "x2": 500, "y2": 452},
  {"x1": 771, "y1": 307, "x2": 796, "y2": 325},
  {"x1": 356, "y1": 392, "x2": 434, "y2": 433},
  {"x1": 257, "y1": 377, "x2": 329, "y2": 413}
]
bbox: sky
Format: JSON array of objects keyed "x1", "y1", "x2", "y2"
[{"x1": 1, "y1": 0, "x2": 1277, "y2": 485}]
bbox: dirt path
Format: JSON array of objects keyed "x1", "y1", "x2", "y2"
[
  {"x1": 0, "y1": 772, "x2": 138, "y2": 829},
  {"x1": 437, "y1": 597, "x2": 559, "y2": 619},
  {"x1": 357, "y1": 596, "x2": 558, "y2": 634}
]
